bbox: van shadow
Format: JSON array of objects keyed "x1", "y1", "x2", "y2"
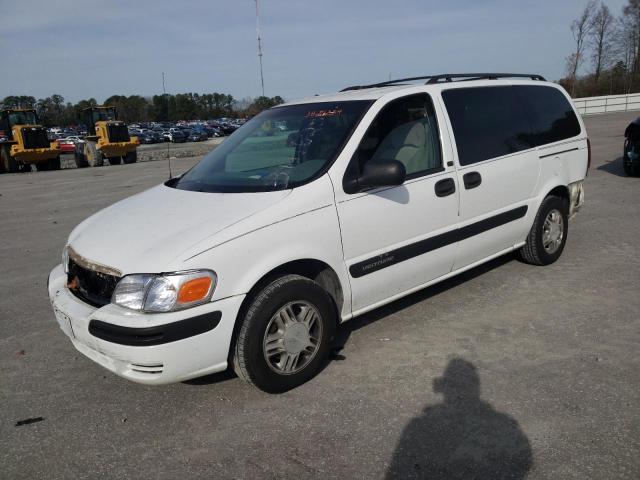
[
  {"x1": 597, "y1": 156, "x2": 626, "y2": 177},
  {"x1": 332, "y1": 253, "x2": 516, "y2": 358},
  {"x1": 385, "y1": 358, "x2": 532, "y2": 479}
]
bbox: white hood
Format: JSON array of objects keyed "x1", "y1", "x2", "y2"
[{"x1": 68, "y1": 184, "x2": 290, "y2": 273}]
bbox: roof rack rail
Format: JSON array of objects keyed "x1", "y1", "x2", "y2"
[
  {"x1": 426, "y1": 73, "x2": 545, "y2": 84},
  {"x1": 341, "y1": 73, "x2": 545, "y2": 92}
]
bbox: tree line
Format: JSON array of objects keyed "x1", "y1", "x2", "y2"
[
  {"x1": 0, "y1": 93, "x2": 285, "y2": 126},
  {"x1": 562, "y1": 0, "x2": 640, "y2": 97}
]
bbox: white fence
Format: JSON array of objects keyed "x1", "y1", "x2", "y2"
[{"x1": 573, "y1": 93, "x2": 640, "y2": 115}]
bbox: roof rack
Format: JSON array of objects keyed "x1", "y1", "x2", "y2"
[{"x1": 341, "y1": 73, "x2": 546, "y2": 91}]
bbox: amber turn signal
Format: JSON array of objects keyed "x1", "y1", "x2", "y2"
[{"x1": 177, "y1": 277, "x2": 213, "y2": 304}]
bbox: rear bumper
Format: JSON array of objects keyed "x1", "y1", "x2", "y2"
[
  {"x1": 568, "y1": 180, "x2": 585, "y2": 219},
  {"x1": 48, "y1": 264, "x2": 245, "y2": 384}
]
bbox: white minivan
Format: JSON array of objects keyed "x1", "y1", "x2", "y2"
[{"x1": 48, "y1": 73, "x2": 588, "y2": 392}]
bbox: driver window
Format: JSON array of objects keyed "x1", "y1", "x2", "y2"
[{"x1": 354, "y1": 93, "x2": 442, "y2": 178}]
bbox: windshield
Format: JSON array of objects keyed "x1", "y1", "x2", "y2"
[
  {"x1": 9, "y1": 111, "x2": 38, "y2": 126},
  {"x1": 171, "y1": 100, "x2": 372, "y2": 192}
]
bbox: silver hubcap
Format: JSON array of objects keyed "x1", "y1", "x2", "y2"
[
  {"x1": 263, "y1": 301, "x2": 322, "y2": 375},
  {"x1": 542, "y1": 209, "x2": 564, "y2": 254}
]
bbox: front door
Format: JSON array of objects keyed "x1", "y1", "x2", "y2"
[{"x1": 332, "y1": 93, "x2": 460, "y2": 314}]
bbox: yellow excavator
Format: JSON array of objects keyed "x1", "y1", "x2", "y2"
[
  {"x1": 75, "y1": 106, "x2": 138, "y2": 167},
  {"x1": 0, "y1": 108, "x2": 61, "y2": 173}
]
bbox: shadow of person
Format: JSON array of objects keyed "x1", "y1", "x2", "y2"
[{"x1": 386, "y1": 358, "x2": 532, "y2": 480}]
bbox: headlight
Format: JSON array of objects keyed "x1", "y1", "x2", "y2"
[{"x1": 112, "y1": 270, "x2": 216, "y2": 313}]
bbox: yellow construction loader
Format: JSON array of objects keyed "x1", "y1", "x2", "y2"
[
  {"x1": 0, "y1": 109, "x2": 61, "y2": 173},
  {"x1": 75, "y1": 106, "x2": 138, "y2": 167}
]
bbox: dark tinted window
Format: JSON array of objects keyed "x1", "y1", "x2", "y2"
[
  {"x1": 353, "y1": 94, "x2": 442, "y2": 177},
  {"x1": 515, "y1": 85, "x2": 581, "y2": 145},
  {"x1": 442, "y1": 86, "x2": 534, "y2": 166}
]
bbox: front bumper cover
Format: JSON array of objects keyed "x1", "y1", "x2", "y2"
[{"x1": 48, "y1": 263, "x2": 245, "y2": 384}]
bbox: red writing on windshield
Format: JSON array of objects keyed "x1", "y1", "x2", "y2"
[{"x1": 305, "y1": 108, "x2": 342, "y2": 118}]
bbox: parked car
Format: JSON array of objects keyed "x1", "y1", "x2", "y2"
[
  {"x1": 188, "y1": 131, "x2": 208, "y2": 142},
  {"x1": 163, "y1": 130, "x2": 187, "y2": 143},
  {"x1": 220, "y1": 123, "x2": 238, "y2": 135},
  {"x1": 136, "y1": 133, "x2": 155, "y2": 145},
  {"x1": 58, "y1": 138, "x2": 76, "y2": 154},
  {"x1": 623, "y1": 117, "x2": 640, "y2": 176},
  {"x1": 48, "y1": 73, "x2": 588, "y2": 393}
]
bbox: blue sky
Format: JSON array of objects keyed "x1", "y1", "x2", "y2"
[{"x1": 0, "y1": 0, "x2": 629, "y2": 103}]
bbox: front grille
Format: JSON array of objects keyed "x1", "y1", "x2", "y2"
[
  {"x1": 107, "y1": 123, "x2": 130, "y2": 143},
  {"x1": 67, "y1": 257, "x2": 120, "y2": 308},
  {"x1": 21, "y1": 127, "x2": 50, "y2": 149}
]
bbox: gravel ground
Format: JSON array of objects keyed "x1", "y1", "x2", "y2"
[
  {"x1": 1, "y1": 111, "x2": 639, "y2": 479},
  {"x1": 59, "y1": 138, "x2": 223, "y2": 169}
]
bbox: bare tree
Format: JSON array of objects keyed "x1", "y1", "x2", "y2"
[
  {"x1": 589, "y1": 2, "x2": 615, "y2": 81},
  {"x1": 616, "y1": 14, "x2": 638, "y2": 92},
  {"x1": 623, "y1": 0, "x2": 640, "y2": 75},
  {"x1": 567, "y1": 0, "x2": 597, "y2": 95}
]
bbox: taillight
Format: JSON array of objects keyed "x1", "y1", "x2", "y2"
[{"x1": 586, "y1": 138, "x2": 591, "y2": 175}]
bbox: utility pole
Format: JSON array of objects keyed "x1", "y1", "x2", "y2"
[{"x1": 255, "y1": 0, "x2": 265, "y2": 97}]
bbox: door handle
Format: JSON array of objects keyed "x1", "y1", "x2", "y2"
[
  {"x1": 434, "y1": 178, "x2": 456, "y2": 197},
  {"x1": 463, "y1": 171, "x2": 482, "y2": 189}
]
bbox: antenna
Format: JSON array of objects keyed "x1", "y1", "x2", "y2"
[
  {"x1": 254, "y1": 0, "x2": 265, "y2": 97},
  {"x1": 162, "y1": 71, "x2": 172, "y2": 179}
]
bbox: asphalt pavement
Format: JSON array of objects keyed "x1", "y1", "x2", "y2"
[{"x1": 1, "y1": 111, "x2": 639, "y2": 479}]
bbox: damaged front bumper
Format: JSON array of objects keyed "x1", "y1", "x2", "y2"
[{"x1": 48, "y1": 263, "x2": 244, "y2": 385}]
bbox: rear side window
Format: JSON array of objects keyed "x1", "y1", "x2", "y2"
[
  {"x1": 514, "y1": 85, "x2": 581, "y2": 145},
  {"x1": 442, "y1": 86, "x2": 534, "y2": 166}
]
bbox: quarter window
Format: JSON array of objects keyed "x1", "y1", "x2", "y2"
[
  {"x1": 442, "y1": 86, "x2": 534, "y2": 166},
  {"x1": 353, "y1": 94, "x2": 442, "y2": 178},
  {"x1": 514, "y1": 85, "x2": 581, "y2": 145}
]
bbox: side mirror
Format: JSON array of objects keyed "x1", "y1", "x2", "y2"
[{"x1": 357, "y1": 159, "x2": 406, "y2": 190}]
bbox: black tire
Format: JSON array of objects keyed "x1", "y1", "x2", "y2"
[
  {"x1": 75, "y1": 152, "x2": 89, "y2": 168},
  {"x1": 519, "y1": 195, "x2": 569, "y2": 266},
  {"x1": 124, "y1": 151, "x2": 137, "y2": 164},
  {"x1": 49, "y1": 156, "x2": 61, "y2": 170},
  {"x1": 108, "y1": 156, "x2": 122, "y2": 165},
  {"x1": 623, "y1": 161, "x2": 640, "y2": 177},
  {"x1": 35, "y1": 161, "x2": 50, "y2": 171},
  {"x1": 1, "y1": 146, "x2": 18, "y2": 173},
  {"x1": 233, "y1": 274, "x2": 336, "y2": 393}
]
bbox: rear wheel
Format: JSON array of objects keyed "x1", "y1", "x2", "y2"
[
  {"x1": 124, "y1": 150, "x2": 137, "y2": 164},
  {"x1": 1, "y1": 146, "x2": 18, "y2": 173},
  {"x1": 624, "y1": 161, "x2": 640, "y2": 177},
  {"x1": 519, "y1": 195, "x2": 568, "y2": 266},
  {"x1": 74, "y1": 153, "x2": 88, "y2": 168},
  {"x1": 35, "y1": 161, "x2": 50, "y2": 171},
  {"x1": 233, "y1": 274, "x2": 336, "y2": 393},
  {"x1": 49, "y1": 156, "x2": 61, "y2": 170}
]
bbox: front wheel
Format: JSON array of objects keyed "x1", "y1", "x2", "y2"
[
  {"x1": 232, "y1": 274, "x2": 336, "y2": 393},
  {"x1": 124, "y1": 151, "x2": 137, "y2": 164},
  {"x1": 1, "y1": 146, "x2": 18, "y2": 173},
  {"x1": 519, "y1": 195, "x2": 568, "y2": 266}
]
